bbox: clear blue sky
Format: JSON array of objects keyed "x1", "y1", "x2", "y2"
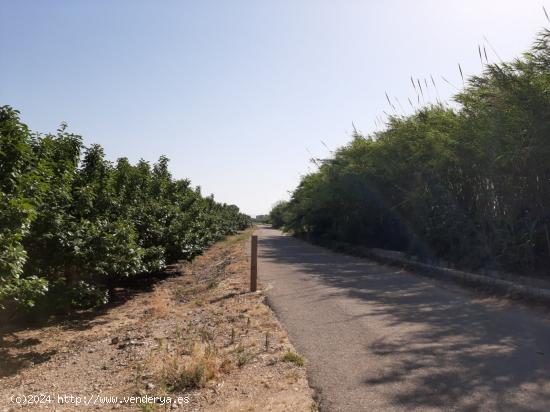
[{"x1": 1, "y1": 1, "x2": 548, "y2": 216}]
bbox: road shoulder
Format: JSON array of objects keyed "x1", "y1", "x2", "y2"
[{"x1": 0, "y1": 230, "x2": 317, "y2": 411}]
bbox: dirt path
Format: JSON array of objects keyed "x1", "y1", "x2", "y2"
[
  {"x1": 258, "y1": 227, "x2": 550, "y2": 412},
  {"x1": 0, "y1": 231, "x2": 315, "y2": 411}
]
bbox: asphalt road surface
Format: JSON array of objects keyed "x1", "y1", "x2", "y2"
[{"x1": 257, "y1": 227, "x2": 550, "y2": 412}]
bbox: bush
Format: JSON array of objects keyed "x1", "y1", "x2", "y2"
[
  {"x1": 0, "y1": 106, "x2": 251, "y2": 316},
  {"x1": 273, "y1": 26, "x2": 550, "y2": 274}
]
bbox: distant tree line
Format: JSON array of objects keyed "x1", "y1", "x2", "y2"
[
  {"x1": 271, "y1": 27, "x2": 550, "y2": 274},
  {"x1": 253, "y1": 214, "x2": 270, "y2": 223},
  {"x1": 0, "y1": 106, "x2": 250, "y2": 317}
]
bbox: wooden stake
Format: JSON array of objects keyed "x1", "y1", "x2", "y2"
[{"x1": 250, "y1": 235, "x2": 258, "y2": 292}]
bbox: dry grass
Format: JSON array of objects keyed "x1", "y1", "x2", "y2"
[
  {"x1": 149, "y1": 289, "x2": 171, "y2": 318},
  {"x1": 159, "y1": 342, "x2": 220, "y2": 391},
  {"x1": 131, "y1": 228, "x2": 315, "y2": 409}
]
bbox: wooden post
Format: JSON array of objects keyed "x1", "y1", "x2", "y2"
[{"x1": 250, "y1": 235, "x2": 258, "y2": 292}]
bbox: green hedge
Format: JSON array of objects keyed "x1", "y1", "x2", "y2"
[
  {"x1": 272, "y1": 27, "x2": 550, "y2": 274},
  {"x1": 0, "y1": 107, "x2": 250, "y2": 316}
]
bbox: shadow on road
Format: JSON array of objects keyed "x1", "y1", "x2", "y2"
[{"x1": 259, "y1": 230, "x2": 550, "y2": 411}]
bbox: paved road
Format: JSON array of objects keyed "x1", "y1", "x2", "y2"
[{"x1": 257, "y1": 227, "x2": 550, "y2": 412}]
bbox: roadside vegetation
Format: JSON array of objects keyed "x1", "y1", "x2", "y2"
[
  {"x1": 0, "y1": 106, "x2": 250, "y2": 319},
  {"x1": 271, "y1": 26, "x2": 550, "y2": 275},
  {"x1": 0, "y1": 230, "x2": 315, "y2": 412},
  {"x1": 283, "y1": 351, "x2": 305, "y2": 367}
]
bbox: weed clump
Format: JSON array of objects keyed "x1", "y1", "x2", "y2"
[
  {"x1": 282, "y1": 351, "x2": 304, "y2": 366},
  {"x1": 161, "y1": 343, "x2": 219, "y2": 391}
]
